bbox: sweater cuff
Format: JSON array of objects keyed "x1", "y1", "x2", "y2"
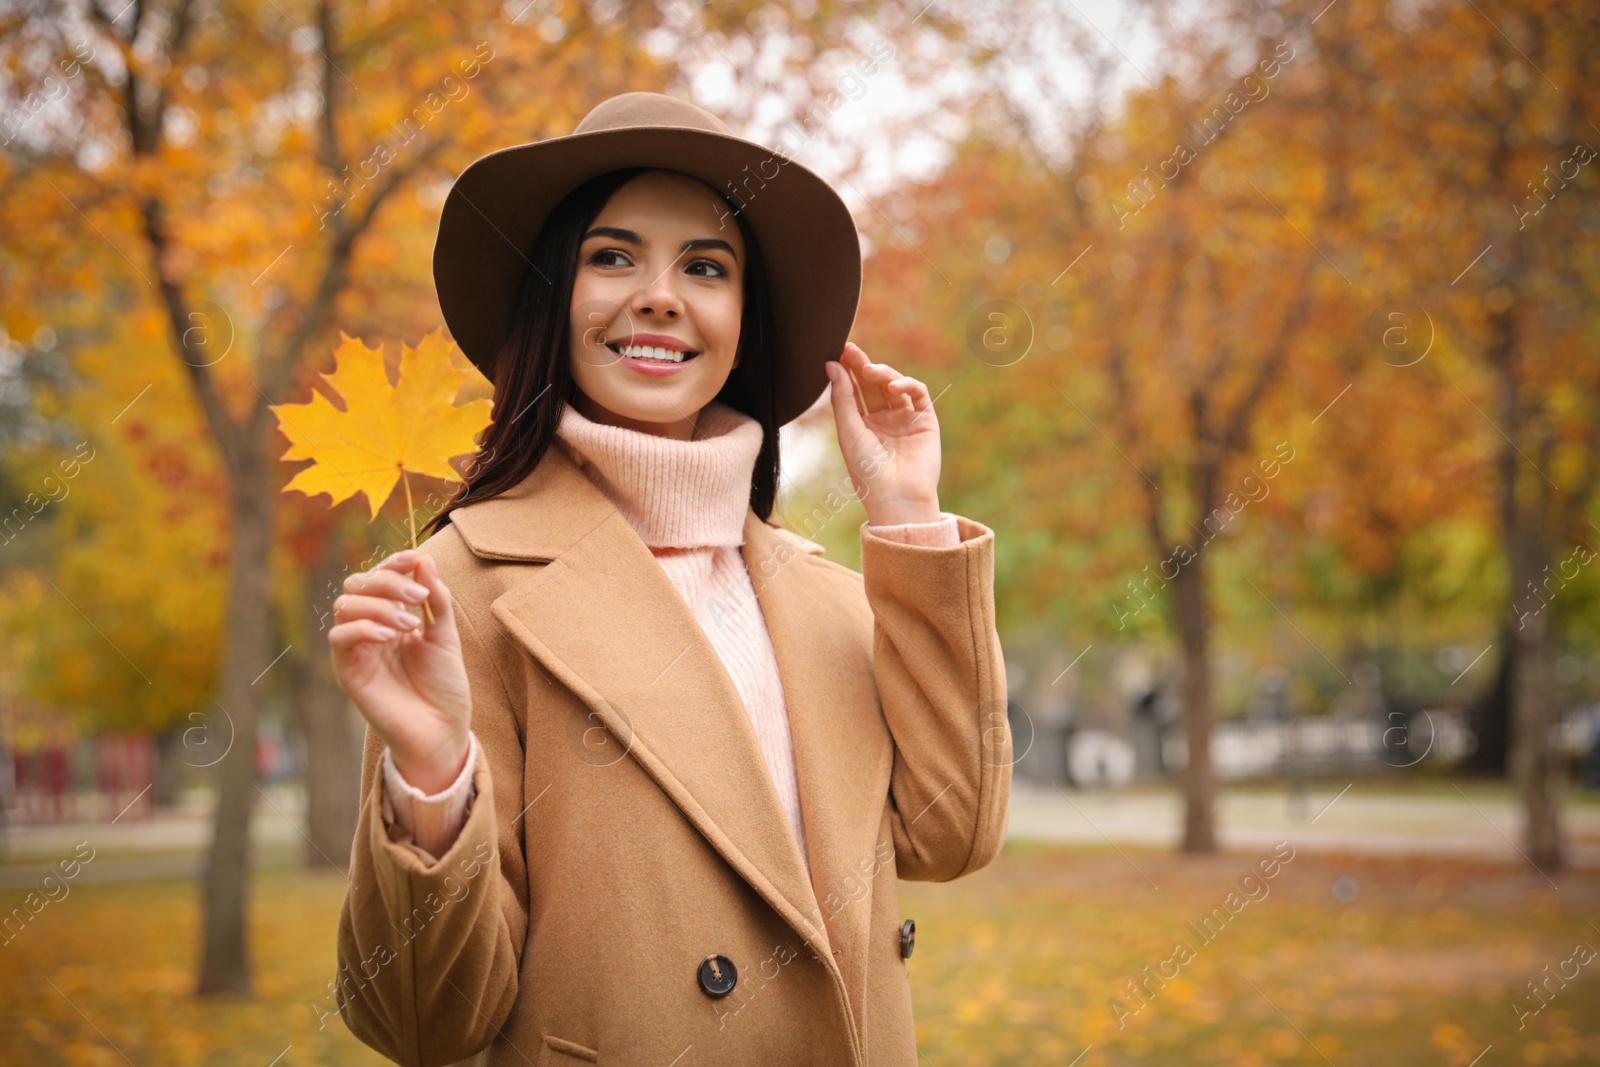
[
  {"x1": 380, "y1": 732, "x2": 479, "y2": 859},
  {"x1": 863, "y1": 511, "x2": 962, "y2": 548}
]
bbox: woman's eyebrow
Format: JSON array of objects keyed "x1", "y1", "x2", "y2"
[
  {"x1": 582, "y1": 226, "x2": 739, "y2": 262},
  {"x1": 682, "y1": 237, "x2": 739, "y2": 261}
]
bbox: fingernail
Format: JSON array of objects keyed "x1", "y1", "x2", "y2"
[
  {"x1": 402, "y1": 582, "x2": 429, "y2": 601},
  {"x1": 376, "y1": 626, "x2": 397, "y2": 638},
  {"x1": 396, "y1": 611, "x2": 421, "y2": 628}
]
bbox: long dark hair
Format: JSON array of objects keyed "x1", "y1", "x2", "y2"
[{"x1": 422, "y1": 166, "x2": 781, "y2": 538}]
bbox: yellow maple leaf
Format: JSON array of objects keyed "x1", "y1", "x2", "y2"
[{"x1": 271, "y1": 328, "x2": 494, "y2": 521}]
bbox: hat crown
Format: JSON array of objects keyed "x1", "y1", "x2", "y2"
[{"x1": 573, "y1": 91, "x2": 733, "y2": 138}]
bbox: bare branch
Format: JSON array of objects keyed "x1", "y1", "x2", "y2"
[
  {"x1": 139, "y1": 194, "x2": 245, "y2": 468},
  {"x1": 259, "y1": 137, "x2": 448, "y2": 402},
  {"x1": 1215, "y1": 260, "x2": 1315, "y2": 460},
  {"x1": 316, "y1": 0, "x2": 344, "y2": 174}
]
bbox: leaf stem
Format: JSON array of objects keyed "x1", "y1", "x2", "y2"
[{"x1": 401, "y1": 469, "x2": 437, "y2": 625}]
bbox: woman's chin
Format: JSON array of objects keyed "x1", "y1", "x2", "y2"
[{"x1": 575, "y1": 384, "x2": 724, "y2": 437}]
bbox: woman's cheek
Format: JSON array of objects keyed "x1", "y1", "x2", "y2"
[{"x1": 705, "y1": 292, "x2": 745, "y2": 365}]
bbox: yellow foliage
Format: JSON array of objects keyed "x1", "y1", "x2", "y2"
[
  {"x1": 271, "y1": 329, "x2": 492, "y2": 521},
  {"x1": 0, "y1": 326, "x2": 228, "y2": 737}
]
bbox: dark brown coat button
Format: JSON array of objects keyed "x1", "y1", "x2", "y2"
[
  {"x1": 698, "y1": 953, "x2": 738, "y2": 997},
  {"x1": 900, "y1": 918, "x2": 916, "y2": 958}
]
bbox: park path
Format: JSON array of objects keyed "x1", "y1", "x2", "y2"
[
  {"x1": 3, "y1": 781, "x2": 1599, "y2": 889},
  {"x1": 0, "y1": 783, "x2": 313, "y2": 890},
  {"x1": 1007, "y1": 780, "x2": 1600, "y2": 869}
]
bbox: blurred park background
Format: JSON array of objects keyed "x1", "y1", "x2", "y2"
[{"x1": 4, "y1": 0, "x2": 1600, "y2": 1063}]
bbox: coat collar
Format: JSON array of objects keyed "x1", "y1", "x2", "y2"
[{"x1": 447, "y1": 443, "x2": 892, "y2": 1027}]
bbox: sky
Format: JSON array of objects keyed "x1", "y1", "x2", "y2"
[{"x1": 687, "y1": 0, "x2": 1168, "y2": 210}]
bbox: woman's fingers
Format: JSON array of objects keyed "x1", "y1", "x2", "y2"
[
  {"x1": 847, "y1": 343, "x2": 932, "y2": 415},
  {"x1": 411, "y1": 554, "x2": 458, "y2": 637},
  {"x1": 838, "y1": 344, "x2": 881, "y2": 414},
  {"x1": 393, "y1": 556, "x2": 457, "y2": 639},
  {"x1": 840, "y1": 343, "x2": 909, "y2": 414},
  {"x1": 371, "y1": 551, "x2": 433, "y2": 591},
  {"x1": 851, "y1": 360, "x2": 901, "y2": 385},
  {"x1": 339, "y1": 552, "x2": 439, "y2": 624},
  {"x1": 343, "y1": 565, "x2": 430, "y2": 606},
  {"x1": 827, "y1": 355, "x2": 868, "y2": 435},
  {"x1": 333, "y1": 551, "x2": 452, "y2": 644},
  {"x1": 378, "y1": 550, "x2": 450, "y2": 627},
  {"x1": 328, "y1": 618, "x2": 402, "y2": 650},
  {"x1": 839, "y1": 347, "x2": 936, "y2": 424},
  {"x1": 886, "y1": 375, "x2": 930, "y2": 414},
  {"x1": 334, "y1": 592, "x2": 424, "y2": 631},
  {"x1": 376, "y1": 549, "x2": 419, "y2": 569}
]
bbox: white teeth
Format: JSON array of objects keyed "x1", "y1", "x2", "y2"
[{"x1": 617, "y1": 344, "x2": 690, "y2": 363}]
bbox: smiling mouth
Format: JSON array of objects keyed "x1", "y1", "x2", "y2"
[{"x1": 607, "y1": 343, "x2": 700, "y2": 364}]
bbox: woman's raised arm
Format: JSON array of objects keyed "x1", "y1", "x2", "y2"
[{"x1": 861, "y1": 514, "x2": 1012, "y2": 882}]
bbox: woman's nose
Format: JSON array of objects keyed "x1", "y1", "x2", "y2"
[{"x1": 631, "y1": 260, "x2": 685, "y2": 319}]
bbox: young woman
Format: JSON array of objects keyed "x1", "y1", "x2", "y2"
[{"x1": 327, "y1": 92, "x2": 1010, "y2": 1067}]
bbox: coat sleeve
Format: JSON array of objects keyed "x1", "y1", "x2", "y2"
[
  {"x1": 334, "y1": 598, "x2": 530, "y2": 1067},
  {"x1": 859, "y1": 512, "x2": 1011, "y2": 882}
]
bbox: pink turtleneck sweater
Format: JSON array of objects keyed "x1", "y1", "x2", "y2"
[{"x1": 381, "y1": 398, "x2": 961, "y2": 869}]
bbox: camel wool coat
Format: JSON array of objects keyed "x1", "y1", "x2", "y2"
[{"x1": 334, "y1": 437, "x2": 1013, "y2": 1067}]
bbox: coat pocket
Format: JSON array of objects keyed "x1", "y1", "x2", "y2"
[{"x1": 535, "y1": 1034, "x2": 599, "y2": 1065}]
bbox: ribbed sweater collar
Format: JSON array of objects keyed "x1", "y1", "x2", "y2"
[{"x1": 552, "y1": 398, "x2": 763, "y2": 550}]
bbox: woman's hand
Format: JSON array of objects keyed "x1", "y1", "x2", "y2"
[
  {"x1": 824, "y1": 342, "x2": 942, "y2": 525},
  {"x1": 328, "y1": 549, "x2": 472, "y2": 794}
]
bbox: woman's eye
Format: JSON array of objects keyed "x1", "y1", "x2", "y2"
[
  {"x1": 589, "y1": 249, "x2": 630, "y2": 267},
  {"x1": 687, "y1": 259, "x2": 728, "y2": 278}
]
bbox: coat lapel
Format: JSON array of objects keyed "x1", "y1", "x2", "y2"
[
  {"x1": 741, "y1": 512, "x2": 896, "y2": 1016},
  {"x1": 445, "y1": 442, "x2": 839, "y2": 960}
]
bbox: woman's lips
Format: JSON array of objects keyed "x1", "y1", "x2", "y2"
[{"x1": 607, "y1": 343, "x2": 700, "y2": 376}]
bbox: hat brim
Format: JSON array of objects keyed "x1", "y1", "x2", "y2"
[{"x1": 433, "y1": 125, "x2": 862, "y2": 428}]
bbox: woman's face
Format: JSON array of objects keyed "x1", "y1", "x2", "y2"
[{"x1": 568, "y1": 169, "x2": 746, "y2": 439}]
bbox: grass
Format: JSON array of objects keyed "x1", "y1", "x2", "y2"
[
  {"x1": 2, "y1": 844, "x2": 1597, "y2": 1065},
  {"x1": 904, "y1": 841, "x2": 1600, "y2": 1065},
  {"x1": 1, "y1": 867, "x2": 382, "y2": 1067}
]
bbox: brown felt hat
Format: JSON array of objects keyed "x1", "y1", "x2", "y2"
[{"x1": 432, "y1": 91, "x2": 863, "y2": 427}]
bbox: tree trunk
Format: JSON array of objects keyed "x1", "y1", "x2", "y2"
[
  {"x1": 196, "y1": 444, "x2": 274, "y2": 996},
  {"x1": 152, "y1": 725, "x2": 187, "y2": 807},
  {"x1": 1508, "y1": 532, "x2": 1564, "y2": 872},
  {"x1": 1171, "y1": 550, "x2": 1216, "y2": 853},
  {"x1": 290, "y1": 536, "x2": 362, "y2": 871},
  {"x1": 1487, "y1": 286, "x2": 1565, "y2": 874},
  {"x1": 1462, "y1": 627, "x2": 1512, "y2": 777}
]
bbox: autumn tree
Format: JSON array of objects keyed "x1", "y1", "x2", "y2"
[
  {"x1": 1340, "y1": 0, "x2": 1600, "y2": 871},
  {"x1": 857, "y1": 7, "x2": 1360, "y2": 852}
]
